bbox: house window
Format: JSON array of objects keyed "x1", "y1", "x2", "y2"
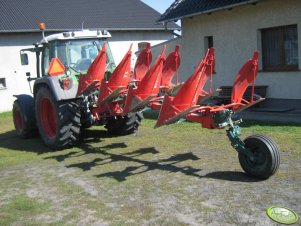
[
  {"x1": 0, "y1": 78, "x2": 6, "y2": 90},
  {"x1": 204, "y1": 36, "x2": 213, "y2": 51},
  {"x1": 262, "y1": 25, "x2": 299, "y2": 71}
]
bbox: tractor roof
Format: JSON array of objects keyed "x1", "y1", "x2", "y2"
[{"x1": 40, "y1": 30, "x2": 111, "y2": 44}]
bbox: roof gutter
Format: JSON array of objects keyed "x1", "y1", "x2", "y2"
[
  {"x1": 0, "y1": 27, "x2": 181, "y2": 33},
  {"x1": 157, "y1": 0, "x2": 259, "y2": 23}
]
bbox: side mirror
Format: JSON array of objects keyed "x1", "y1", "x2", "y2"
[{"x1": 20, "y1": 53, "x2": 29, "y2": 65}]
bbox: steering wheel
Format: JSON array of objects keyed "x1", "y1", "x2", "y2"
[{"x1": 69, "y1": 63, "x2": 79, "y2": 72}]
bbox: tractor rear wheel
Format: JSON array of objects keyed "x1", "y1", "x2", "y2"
[
  {"x1": 35, "y1": 87, "x2": 81, "y2": 149},
  {"x1": 105, "y1": 112, "x2": 143, "y2": 135},
  {"x1": 239, "y1": 135, "x2": 280, "y2": 179},
  {"x1": 13, "y1": 100, "x2": 37, "y2": 138}
]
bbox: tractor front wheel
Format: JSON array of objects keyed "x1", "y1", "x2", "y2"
[
  {"x1": 35, "y1": 87, "x2": 81, "y2": 149},
  {"x1": 105, "y1": 112, "x2": 143, "y2": 135},
  {"x1": 239, "y1": 135, "x2": 280, "y2": 179}
]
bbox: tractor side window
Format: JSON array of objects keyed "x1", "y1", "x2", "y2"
[
  {"x1": 105, "y1": 42, "x2": 116, "y2": 75},
  {"x1": 43, "y1": 46, "x2": 50, "y2": 76},
  {"x1": 105, "y1": 42, "x2": 115, "y2": 66},
  {"x1": 55, "y1": 43, "x2": 68, "y2": 66},
  {"x1": 69, "y1": 46, "x2": 82, "y2": 65}
]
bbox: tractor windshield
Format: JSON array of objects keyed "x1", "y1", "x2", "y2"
[{"x1": 47, "y1": 39, "x2": 115, "y2": 75}]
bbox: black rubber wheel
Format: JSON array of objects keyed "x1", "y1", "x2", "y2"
[
  {"x1": 239, "y1": 135, "x2": 280, "y2": 179},
  {"x1": 35, "y1": 87, "x2": 81, "y2": 149},
  {"x1": 13, "y1": 100, "x2": 37, "y2": 138},
  {"x1": 105, "y1": 112, "x2": 143, "y2": 135}
]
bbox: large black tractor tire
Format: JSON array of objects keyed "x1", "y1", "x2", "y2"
[
  {"x1": 13, "y1": 98, "x2": 37, "y2": 138},
  {"x1": 239, "y1": 135, "x2": 280, "y2": 179},
  {"x1": 35, "y1": 86, "x2": 81, "y2": 149},
  {"x1": 105, "y1": 112, "x2": 143, "y2": 135}
]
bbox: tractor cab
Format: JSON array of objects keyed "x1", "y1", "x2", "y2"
[{"x1": 20, "y1": 26, "x2": 115, "y2": 81}]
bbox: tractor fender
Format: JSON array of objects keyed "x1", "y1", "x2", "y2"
[
  {"x1": 13, "y1": 94, "x2": 36, "y2": 128},
  {"x1": 33, "y1": 76, "x2": 78, "y2": 101}
]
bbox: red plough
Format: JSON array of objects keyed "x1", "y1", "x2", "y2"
[
  {"x1": 133, "y1": 43, "x2": 152, "y2": 81},
  {"x1": 74, "y1": 43, "x2": 180, "y2": 135},
  {"x1": 123, "y1": 46, "x2": 166, "y2": 113},
  {"x1": 97, "y1": 44, "x2": 132, "y2": 116},
  {"x1": 152, "y1": 47, "x2": 279, "y2": 179},
  {"x1": 78, "y1": 44, "x2": 279, "y2": 179},
  {"x1": 160, "y1": 45, "x2": 180, "y2": 90},
  {"x1": 156, "y1": 48, "x2": 215, "y2": 128},
  {"x1": 155, "y1": 49, "x2": 263, "y2": 128},
  {"x1": 123, "y1": 45, "x2": 181, "y2": 112}
]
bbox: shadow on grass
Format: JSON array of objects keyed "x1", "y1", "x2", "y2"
[
  {"x1": 79, "y1": 128, "x2": 117, "y2": 143},
  {"x1": 0, "y1": 128, "x2": 116, "y2": 155},
  {"x1": 54, "y1": 141, "x2": 260, "y2": 183},
  {"x1": 0, "y1": 130, "x2": 50, "y2": 154},
  {"x1": 205, "y1": 171, "x2": 258, "y2": 182},
  {"x1": 0, "y1": 129, "x2": 261, "y2": 183}
]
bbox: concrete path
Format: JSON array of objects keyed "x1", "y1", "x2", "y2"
[{"x1": 236, "y1": 110, "x2": 301, "y2": 124}]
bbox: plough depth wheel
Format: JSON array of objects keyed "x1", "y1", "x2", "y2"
[{"x1": 239, "y1": 135, "x2": 280, "y2": 179}]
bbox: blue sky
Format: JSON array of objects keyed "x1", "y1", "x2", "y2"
[
  {"x1": 141, "y1": 0, "x2": 181, "y2": 27},
  {"x1": 141, "y1": 0, "x2": 175, "y2": 14}
]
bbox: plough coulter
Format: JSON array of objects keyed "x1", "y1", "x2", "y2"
[{"x1": 14, "y1": 26, "x2": 280, "y2": 179}]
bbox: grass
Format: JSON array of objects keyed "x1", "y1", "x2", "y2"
[
  {"x1": 0, "y1": 195, "x2": 50, "y2": 225},
  {"x1": 0, "y1": 111, "x2": 300, "y2": 225}
]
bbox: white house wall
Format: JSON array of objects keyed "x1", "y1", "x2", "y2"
[
  {"x1": 109, "y1": 31, "x2": 174, "y2": 68},
  {"x1": 178, "y1": 0, "x2": 301, "y2": 100},
  {"x1": 0, "y1": 30, "x2": 174, "y2": 112},
  {"x1": 0, "y1": 33, "x2": 39, "y2": 113},
  {"x1": 148, "y1": 37, "x2": 182, "y2": 71}
]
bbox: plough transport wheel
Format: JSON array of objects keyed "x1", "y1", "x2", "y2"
[
  {"x1": 35, "y1": 87, "x2": 81, "y2": 149},
  {"x1": 239, "y1": 135, "x2": 280, "y2": 179},
  {"x1": 105, "y1": 112, "x2": 143, "y2": 135}
]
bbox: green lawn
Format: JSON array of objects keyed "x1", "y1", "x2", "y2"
[{"x1": 0, "y1": 112, "x2": 300, "y2": 225}]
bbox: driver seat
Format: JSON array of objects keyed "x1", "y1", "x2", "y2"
[{"x1": 76, "y1": 58, "x2": 92, "y2": 71}]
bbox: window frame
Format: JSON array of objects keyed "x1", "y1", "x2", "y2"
[{"x1": 261, "y1": 24, "x2": 299, "y2": 72}]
